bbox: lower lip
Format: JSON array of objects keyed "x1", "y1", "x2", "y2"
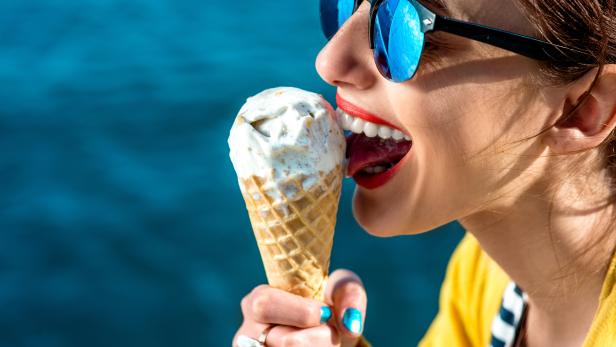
[{"x1": 352, "y1": 148, "x2": 412, "y2": 190}]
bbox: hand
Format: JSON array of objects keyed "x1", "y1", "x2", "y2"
[{"x1": 233, "y1": 269, "x2": 368, "y2": 347}]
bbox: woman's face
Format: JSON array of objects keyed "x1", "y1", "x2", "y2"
[{"x1": 316, "y1": 0, "x2": 561, "y2": 236}]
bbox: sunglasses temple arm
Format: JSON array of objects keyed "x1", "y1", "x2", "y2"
[{"x1": 432, "y1": 16, "x2": 588, "y2": 63}]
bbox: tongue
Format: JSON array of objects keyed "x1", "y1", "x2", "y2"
[{"x1": 346, "y1": 134, "x2": 412, "y2": 177}]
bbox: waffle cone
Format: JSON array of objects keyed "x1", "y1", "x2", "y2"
[{"x1": 239, "y1": 165, "x2": 343, "y2": 301}]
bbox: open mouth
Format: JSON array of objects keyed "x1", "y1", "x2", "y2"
[{"x1": 336, "y1": 95, "x2": 413, "y2": 190}]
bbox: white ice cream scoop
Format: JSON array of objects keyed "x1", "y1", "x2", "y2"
[{"x1": 228, "y1": 87, "x2": 346, "y2": 186}]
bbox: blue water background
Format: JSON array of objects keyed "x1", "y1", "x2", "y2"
[{"x1": 0, "y1": 1, "x2": 465, "y2": 345}]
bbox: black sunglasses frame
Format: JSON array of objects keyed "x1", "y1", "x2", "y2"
[{"x1": 339, "y1": 0, "x2": 590, "y2": 63}]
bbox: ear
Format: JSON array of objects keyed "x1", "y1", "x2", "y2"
[{"x1": 544, "y1": 64, "x2": 616, "y2": 154}]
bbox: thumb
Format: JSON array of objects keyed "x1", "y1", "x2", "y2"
[{"x1": 325, "y1": 269, "x2": 367, "y2": 340}]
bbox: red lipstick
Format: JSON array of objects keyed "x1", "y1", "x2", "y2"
[
  {"x1": 353, "y1": 152, "x2": 411, "y2": 189},
  {"x1": 336, "y1": 94, "x2": 413, "y2": 190},
  {"x1": 336, "y1": 93, "x2": 403, "y2": 132}
]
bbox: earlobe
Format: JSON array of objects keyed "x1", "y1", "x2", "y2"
[{"x1": 544, "y1": 65, "x2": 616, "y2": 154}]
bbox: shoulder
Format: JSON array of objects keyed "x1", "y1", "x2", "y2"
[
  {"x1": 446, "y1": 232, "x2": 509, "y2": 296},
  {"x1": 454, "y1": 233, "x2": 509, "y2": 313},
  {"x1": 583, "y1": 248, "x2": 616, "y2": 346},
  {"x1": 420, "y1": 232, "x2": 510, "y2": 346}
]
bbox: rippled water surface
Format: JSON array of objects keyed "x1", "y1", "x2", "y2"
[{"x1": 0, "y1": 1, "x2": 464, "y2": 345}]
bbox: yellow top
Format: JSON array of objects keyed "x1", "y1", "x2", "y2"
[{"x1": 418, "y1": 233, "x2": 616, "y2": 347}]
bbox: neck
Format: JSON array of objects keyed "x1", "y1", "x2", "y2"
[{"x1": 460, "y1": 156, "x2": 616, "y2": 345}]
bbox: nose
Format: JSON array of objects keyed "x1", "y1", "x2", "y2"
[{"x1": 315, "y1": 4, "x2": 379, "y2": 90}]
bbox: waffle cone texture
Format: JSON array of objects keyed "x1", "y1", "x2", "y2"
[{"x1": 239, "y1": 165, "x2": 343, "y2": 301}]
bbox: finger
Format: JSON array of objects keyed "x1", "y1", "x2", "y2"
[
  {"x1": 326, "y1": 270, "x2": 367, "y2": 339},
  {"x1": 232, "y1": 321, "x2": 269, "y2": 347},
  {"x1": 242, "y1": 285, "x2": 331, "y2": 328},
  {"x1": 266, "y1": 324, "x2": 341, "y2": 347}
]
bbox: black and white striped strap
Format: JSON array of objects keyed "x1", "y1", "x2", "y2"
[{"x1": 489, "y1": 282, "x2": 528, "y2": 347}]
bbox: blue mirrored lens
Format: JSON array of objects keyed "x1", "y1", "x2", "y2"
[
  {"x1": 373, "y1": 0, "x2": 424, "y2": 82},
  {"x1": 320, "y1": 0, "x2": 355, "y2": 40}
]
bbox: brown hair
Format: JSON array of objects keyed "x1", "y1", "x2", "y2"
[
  {"x1": 514, "y1": 0, "x2": 616, "y2": 274},
  {"x1": 516, "y1": 0, "x2": 615, "y2": 85}
]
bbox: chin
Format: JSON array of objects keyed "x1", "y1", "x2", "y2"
[
  {"x1": 351, "y1": 187, "x2": 429, "y2": 237},
  {"x1": 352, "y1": 185, "x2": 453, "y2": 237}
]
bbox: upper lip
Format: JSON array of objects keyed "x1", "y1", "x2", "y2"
[{"x1": 336, "y1": 93, "x2": 405, "y2": 133}]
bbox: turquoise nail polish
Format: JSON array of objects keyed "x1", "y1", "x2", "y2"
[
  {"x1": 320, "y1": 306, "x2": 332, "y2": 323},
  {"x1": 342, "y1": 308, "x2": 363, "y2": 334}
]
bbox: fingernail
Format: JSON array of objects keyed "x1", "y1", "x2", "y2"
[
  {"x1": 342, "y1": 308, "x2": 363, "y2": 334},
  {"x1": 320, "y1": 306, "x2": 332, "y2": 323}
]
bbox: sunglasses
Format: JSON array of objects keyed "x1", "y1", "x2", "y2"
[{"x1": 320, "y1": 0, "x2": 588, "y2": 82}]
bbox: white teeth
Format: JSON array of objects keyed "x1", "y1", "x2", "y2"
[
  {"x1": 350, "y1": 118, "x2": 365, "y2": 134},
  {"x1": 363, "y1": 123, "x2": 379, "y2": 138},
  {"x1": 392, "y1": 130, "x2": 405, "y2": 141},
  {"x1": 377, "y1": 126, "x2": 392, "y2": 139},
  {"x1": 336, "y1": 109, "x2": 352, "y2": 130},
  {"x1": 338, "y1": 108, "x2": 412, "y2": 142},
  {"x1": 336, "y1": 109, "x2": 345, "y2": 127},
  {"x1": 343, "y1": 113, "x2": 353, "y2": 130},
  {"x1": 362, "y1": 165, "x2": 387, "y2": 175}
]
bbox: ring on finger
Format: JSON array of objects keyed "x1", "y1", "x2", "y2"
[
  {"x1": 236, "y1": 325, "x2": 276, "y2": 347},
  {"x1": 258, "y1": 325, "x2": 276, "y2": 345}
]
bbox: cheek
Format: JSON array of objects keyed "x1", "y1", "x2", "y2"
[
  {"x1": 350, "y1": 74, "x2": 542, "y2": 236},
  {"x1": 399, "y1": 81, "x2": 530, "y2": 165},
  {"x1": 392, "y1": 87, "x2": 480, "y2": 165},
  {"x1": 365, "y1": 86, "x2": 522, "y2": 228}
]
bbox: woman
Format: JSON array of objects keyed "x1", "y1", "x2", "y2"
[{"x1": 233, "y1": 0, "x2": 616, "y2": 345}]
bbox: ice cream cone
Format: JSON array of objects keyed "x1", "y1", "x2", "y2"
[
  {"x1": 238, "y1": 165, "x2": 343, "y2": 301},
  {"x1": 229, "y1": 87, "x2": 346, "y2": 301}
]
